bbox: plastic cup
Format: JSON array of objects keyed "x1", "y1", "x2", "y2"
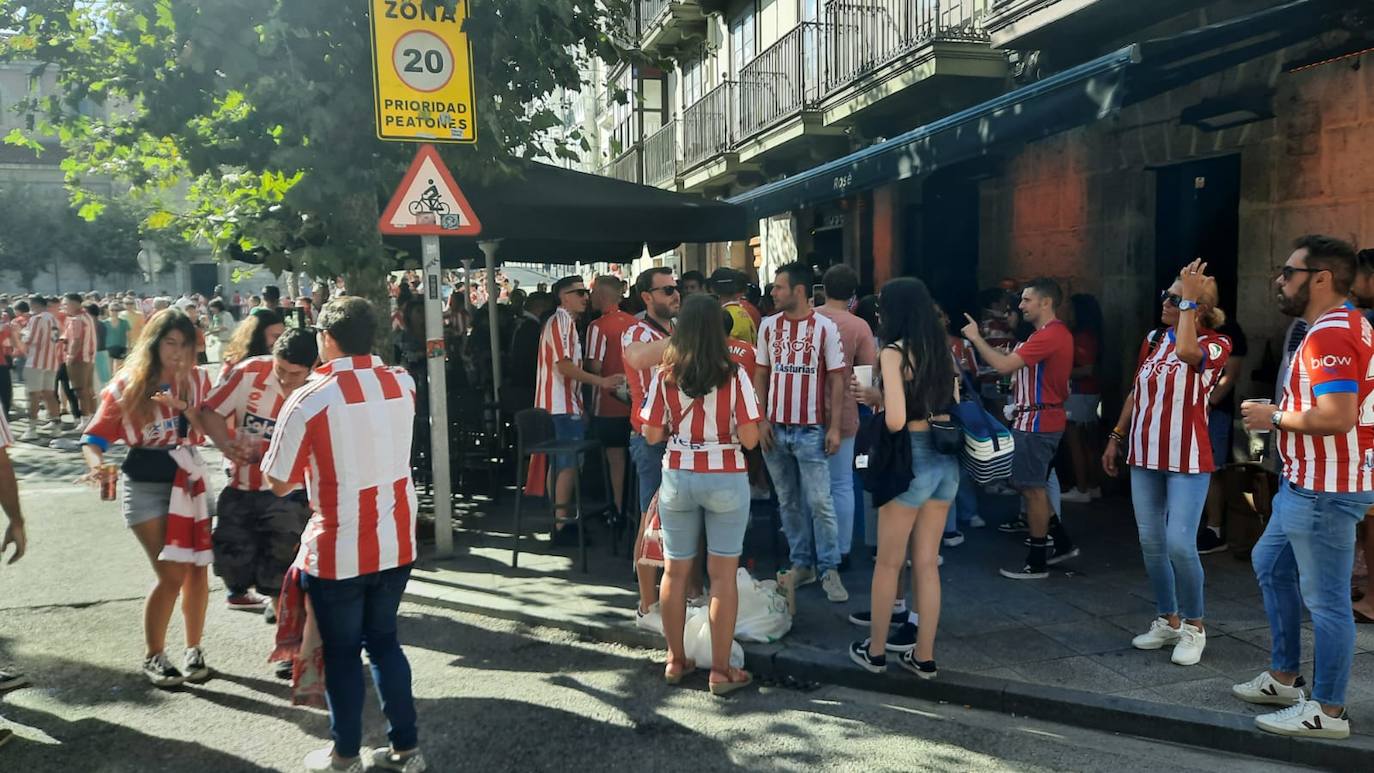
[
  {"x1": 1243, "y1": 398, "x2": 1273, "y2": 434},
  {"x1": 853, "y1": 365, "x2": 874, "y2": 388}
]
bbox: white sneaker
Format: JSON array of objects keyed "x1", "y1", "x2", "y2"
[
  {"x1": 75, "y1": 417, "x2": 90, "y2": 433},
  {"x1": 1060, "y1": 488, "x2": 1092, "y2": 504},
  {"x1": 967, "y1": 515, "x2": 987, "y2": 529},
  {"x1": 39, "y1": 421, "x2": 59, "y2": 436},
  {"x1": 303, "y1": 746, "x2": 363, "y2": 772},
  {"x1": 18, "y1": 428, "x2": 37, "y2": 442},
  {"x1": 1255, "y1": 697, "x2": 1349, "y2": 740},
  {"x1": 1232, "y1": 671, "x2": 1306, "y2": 706},
  {"x1": 636, "y1": 603, "x2": 664, "y2": 634},
  {"x1": 366, "y1": 747, "x2": 429, "y2": 772},
  {"x1": 1170, "y1": 623, "x2": 1205, "y2": 666},
  {"x1": 822, "y1": 569, "x2": 849, "y2": 603},
  {"x1": 1131, "y1": 617, "x2": 1181, "y2": 650}
]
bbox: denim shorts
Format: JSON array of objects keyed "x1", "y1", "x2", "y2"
[
  {"x1": 657, "y1": 469, "x2": 751, "y2": 560},
  {"x1": 122, "y1": 477, "x2": 172, "y2": 528},
  {"x1": 550, "y1": 414, "x2": 586, "y2": 474},
  {"x1": 891, "y1": 431, "x2": 960, "y2": 509},
  {"x1": 1011, "y1": 430, "x2": 1062, "y2": 489},
  {"x1": 628, "y1": 433, "x2": 666, "y2": 514}
]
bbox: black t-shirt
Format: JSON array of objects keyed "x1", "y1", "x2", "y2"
[{"x1": 1213, "y1": 318, "x2": 1248, "y2": 414}]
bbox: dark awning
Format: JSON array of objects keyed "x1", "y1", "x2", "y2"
[{"x1": 728, "y1": 0, "x2": 1327, "y2": 220}]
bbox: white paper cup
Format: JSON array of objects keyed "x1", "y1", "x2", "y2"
[
  {"x1": 1243, "y1": 398, "x2": 1273, "y2": 434},
  {"x1": 853, "y1": 365, "x2": 874, "y2": 388}
]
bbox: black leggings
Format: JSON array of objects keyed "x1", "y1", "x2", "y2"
[
  {"x1": 56, "y1": 363, "x2": 79, "y2": 419},
  {"x1": 0, "y1": 365, "x2": 11, "y2": 416}
]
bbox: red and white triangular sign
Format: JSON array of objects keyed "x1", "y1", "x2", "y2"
[{"x1": 378, "y1": 144, "x2": 482, "y2": 237}]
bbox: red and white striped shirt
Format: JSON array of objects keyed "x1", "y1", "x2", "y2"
[
  {"x1": 1127, "y1": 328, "x2": 1232, "y2": 474},
  {"x1": 622, "y1": 318, "x2": 670, "y2": 433},
  {"x1": 203, "y1": 355, "x2": 296, "y2": 492},
  {"x1": 83, "y1": 367, "x2": 213, "y2": 449},
  {"x1": 1011, "y1": 320, "x2": 1074, "y2": 433},
  {"x1": 755, "y1": 312, "x2": 845, "y2": 426},
  {"x1": 24, "y1": 312, "x2": 61, "y2": 372},
  {"x1": 535, "y1": 307, "x2": 583, "y2": 417},
  {"x1": 262, "y1": 355, "x2": 418, "y2": 580},
  {"x1": 1279, "y1": 305, "x2": 1374, "y2": 493},
  {"x1": 639, "y1": 365, "x2": 761, "y2": 473},
  {"x1": 64, "y1": 312, "x2": 97, "y2": 364},
  {"x1": 586, "y1": 309, "x2": 637, "y2": 418},
  {"x1": 727, "y1": 339, "x2": 758, "y2": 380}
]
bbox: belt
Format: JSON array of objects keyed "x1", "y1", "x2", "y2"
[{"x1": 1013, "y1": 402, "x2": 1063, "y2": 415}]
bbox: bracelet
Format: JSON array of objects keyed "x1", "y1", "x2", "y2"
[{"x1": 1108, "y1": 430, "x2": 1126, "y2": 444}]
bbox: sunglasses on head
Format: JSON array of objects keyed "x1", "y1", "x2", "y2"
[{"x1": 1277, "y1": 266, "x2": 1328, "y2": 282}]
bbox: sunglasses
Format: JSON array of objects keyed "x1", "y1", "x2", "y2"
[
  {"x1": 1277, "y1": 266, "x2": 1328, "y2": 282},
  {"x1": 562, "y1": 288, "x2": 589, "y2": 297},
  {"x1": 650, "y1": 286, "x2": 680, "y2": 296},
  {"x1": 1160, "y1": 291, "x2": 1182, "y2": 308}
]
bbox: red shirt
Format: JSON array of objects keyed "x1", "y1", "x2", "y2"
[
  {"x1": 621, "y1": 319, "x2": 670, "y2": 434},
  {"x1": 262, "y1": 355, "x2": 418, "y2": 580},
  {"x1": 1279, "y1": 306, "x2": 1374, "y2": 492},
  {"x1": 1072, "y1": 329, "x2": 1101, "y2": 395},
  {"x1": 24, "y1": 312, "x2": 61, "y2": 372},
  {"x1": 203, "y1": 356, "x2": 294, "y2": 492},
  {"x1": 535, "y1": 307, "x2": 583, "y2": 417},
  {"x1": 1128, "y1": 328, "x2": 1231, "y2": 474},
  {"x1": 727, "y1": 339, "x2": 757, "y2": 381},
  {"x1": 639, "y1": 365, "x2": 762, "y2": 473},
  {"x1": 83, "y1": 368, "x2": 213, "y2": 450},
  {"x1": 755, "y1": 312, "x2": 846, "y2": 426},
  {"x1": 585, "y1": 310, "x2": 637, "y2": 418},
  {"x1": 1011, "y1": 320, "x2": 1074, "y2": 433},
  {"x1": 64, "y1": 312, "x2": 97, "y2": 363}
]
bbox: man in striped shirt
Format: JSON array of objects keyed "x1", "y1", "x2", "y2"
[
  {"x1": 1237, "y1": 236, "x2": 1374, "y2": 740},
  {"x1": 200, "y1": 328, "x2": 317, "y2": 625},
  {"x1": 61, "y1": 293, "x2": 97, "y2": 433},
  {"x1": 755, "y1": 262, "x2": 849, "y2": 603},
  {"x1": 19, "y1": 296, "x2": 62, "y2": 441},
  {"x1": 536, "y1": 275, "x2": 624, "y2": 546},
  {"x1": 263, "y1": 297, "x2": 427, "y2": 772},
  {"x1": 962, "y1": 278, "x2": 1078, "y2": 580}
]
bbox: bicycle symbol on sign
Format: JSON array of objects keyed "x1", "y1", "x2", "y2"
[{"x1": 408, "y1": 179, "x2": 451, "y2": 216}]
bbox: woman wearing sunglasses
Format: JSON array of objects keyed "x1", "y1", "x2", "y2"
[{"x1": 1103, "y1": 259, "x2": 1232, "y2": 666}]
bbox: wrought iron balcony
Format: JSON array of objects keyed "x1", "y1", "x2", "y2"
[
  {"x1": 643, "y1": 120, "x2": 679, "y2": 188},
  {"x1": 606, "y1": 147, "x2": 642, "y2": 184},
  {"x1": 825, "y1": 0, "x2": 990, "y2": 91},
  {"x1": 639, "y1": 0, "x2": 709, "y2": 54},
  {"x1": 682, "y1": 82, "x2": 736, "y2": 171},
  {"x1": 736, "y1": 21, "x2": 826, "y2": 141}
]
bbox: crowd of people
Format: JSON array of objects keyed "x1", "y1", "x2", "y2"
[{"x1": 523, "y1": 234, "x2": 1374, "y2": 741}]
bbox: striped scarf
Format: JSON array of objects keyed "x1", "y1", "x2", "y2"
[{"x1": 158, "y1": 447, "x2": 212, "y2": 565}]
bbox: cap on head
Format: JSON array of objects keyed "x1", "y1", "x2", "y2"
[{"x1": 710, "y1": 267, "x2": 746, "y2": 295}]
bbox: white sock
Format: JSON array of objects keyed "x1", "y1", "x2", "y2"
[
  {"x1": 891, "y1": 600, "x2": 907, "y2": 614},
  {"x1": 908, "y1": 611, "x2": 919, "y2": 626}
]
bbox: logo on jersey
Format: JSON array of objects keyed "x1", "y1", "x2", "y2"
[
  {"x1": 772, "y1": 339, "x2": 812, "y2": 357},
  {"x1": 241, "y1": 413, "x2": 277, "y2": 439},
  {"x1": 1207, "y1": 342, "x2": 1225, "y2": 361},
  {"x1": 1312, "y1": 354, "x2": 1353, "y2": 371}
]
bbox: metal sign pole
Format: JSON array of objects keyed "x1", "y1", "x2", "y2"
[{"x1": 423, "y1": 235, "x2": 454, "y2": 557}]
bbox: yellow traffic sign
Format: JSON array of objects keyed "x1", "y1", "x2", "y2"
[{"x1": 368, "y1": 0, "x2": 477, "y2": 144}]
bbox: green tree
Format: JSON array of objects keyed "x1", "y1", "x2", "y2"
[
  {"x1": 0, "y1": 0, "x2": 638, "y2": 301},
  {"x1": 0, "y1": 184, "x2": 149, "y2": 290}
]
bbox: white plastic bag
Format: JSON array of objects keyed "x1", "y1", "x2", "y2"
[
  {"x1": 683, "y1": 606, "x2": 745, "y2": 670},
  {"x1": 733, "y1": 568, "x2": 793, "y2": 643}
]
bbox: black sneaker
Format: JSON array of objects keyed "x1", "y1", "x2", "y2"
[
  {"x1": 1046, "y1": 542, "x2": 1080, "y2": 566},
  {"x1": 551, "y1": 523, "x2": 581, "y2": 547},
  {"x1": 274, "y1": 660, "x2": 293, "y2": 681},
  {"x1": 1197, "y1": 528, "x2": 1229, "y2": 555},
  {"x1": 998, "y1": 518, "x2": 1030, "y2": 534},
  {"x1": 183, "y1": 647, "x2": 210, "y2": 683},
  {"x1": 999, "y1": 563, "x2": 1049, "y2": 580},
  {"x1": 885, "y1": 622, "x2": 918, "y2": 653},
  {"x1": 143, "y1": 653, "x2": 186, "y2": 688},
  {"x1": 848, "y1": 640, "x2": 887, "y2": 673},
  {"x1": 898, "y1": 650, "x2": 937, "y2": 680},
  {"x1": 848, "y1": 608, "x2": 908, "y2": 627},
  {"x1": 942, "y1": 531, "x2": 965, "y2": 547},
  {"x1": 264, "y1": 598, "x2": 278, "y2": 625}
]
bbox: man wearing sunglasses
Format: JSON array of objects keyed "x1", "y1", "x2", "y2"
[
  {"x1": 1237, "y1": 235, "x2": 1374, "y2": 739},
  {"x1": 536, "y1": 275, "x2": 625, "y2": 547}
]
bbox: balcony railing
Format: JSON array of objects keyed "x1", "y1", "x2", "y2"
[
  {"x1": 682, "y1": 81, "x2": 736, "y2": 170},
  {"x1": 643, "y1": 120, "x2": 678, "y2": 187},
  {"x1": 641, "y1": 0, "x2": 670, "y2": 24},
  {"x1": 737, "y1": 21, "x2": 825, "y2": 140},
  {"x1": 607, "y1": 147, "x2": 642, "y2": 184},
  {"x1": 825, "y1": 0, "x2": 990, "y2": 91}
]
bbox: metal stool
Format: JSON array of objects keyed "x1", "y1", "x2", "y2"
[{"x1": 511, "y1": 408, "x2": 611, "y2": 573}]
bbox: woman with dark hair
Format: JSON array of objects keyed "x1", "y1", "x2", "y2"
[
  {"x1": 640, "y1": 293, "x2": 763, "y2": 695},
  {"x1": 850, "y1": 278, "x2": 958, "y2": 679},
  {"x1": 79, "y1": 309, "x2": 215, "y2": 686},
  {"x1": 219, "y1": 309, "x2": 285, "y2": 380},
  {"x1": 1062, "y1": 293, "x2": 1105, "y2": 503}
]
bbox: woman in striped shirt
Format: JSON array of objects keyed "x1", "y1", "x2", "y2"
[
  {"x1": 640, "y1": 294, "x2": 762, "y2": 696},
  {"x1": 1103, "y1": 260, "x2": 1231, "y2": 667}
]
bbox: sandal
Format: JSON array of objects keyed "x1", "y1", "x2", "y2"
[
  {"x1": 708, "y1": 667, "x2": 753, "y2": 696},
  {"x1": 664, "y1": 658, "x2": 696, "y2": 685}
]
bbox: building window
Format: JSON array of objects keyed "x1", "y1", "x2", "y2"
[
  {"x1": 730, "y1": 4, "x2": 757, "y2": 77},
  {"x1": 682, "y1": 55, "x2": 705, "y2": 108}
]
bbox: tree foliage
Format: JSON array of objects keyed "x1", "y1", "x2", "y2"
[
  {"x1": 0, "y1": 0, "x2": 639, "y2": 295},
  {"x1": 0, "y1": 183, "x2": 144, "y2": 289}
]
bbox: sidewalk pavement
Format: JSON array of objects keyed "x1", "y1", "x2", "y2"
[{"x1": 404, "y1": 486, "x2": 1374, "y2": 770}]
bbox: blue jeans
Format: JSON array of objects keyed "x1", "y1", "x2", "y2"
[
  {"x1": 764, "y1": 424, "x2": 840, "y2": 573},
  {"x1": 1253, "y1": 481, "x2": 1374, "y2": 706},
  {"x1": 304, "y1": 564, "x2": 418, "y2": 758},
  {"x1": 657, "y1": 470, "x2": 751, "y2": 559},
  {"x1": 1129, "y1": 467, "x2": 1210, "y2": 620},
  {"x1": 829, "y1": 435, "x2": 856, "y2": 555},
  {"x1": 947, "y1": 466, "x2": 980, "y2": 532},
  {"x1": 628, "y1": 434, "x2": 666, "y2": 514}
]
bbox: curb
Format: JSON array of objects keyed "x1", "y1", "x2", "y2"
[{"x1": 404, "y1": 585, "x2": 1374, "y2": 771}]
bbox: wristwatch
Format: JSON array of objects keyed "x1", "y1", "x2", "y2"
[
  {"x1": 1271, "y1": 410, "x2": 1284, "y2": 430},
  {"x1": 1178, "y1": 299, "x2": 1198, "y2": 312}
]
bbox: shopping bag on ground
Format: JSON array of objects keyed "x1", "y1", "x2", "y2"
[
  {"x1": 683, "y1": 606, "x2": 745, "y2": 670},
  {"x1": 733, "y1": 568, "x2": 792, "y2": 643},
  {"x1": 636, "y1": 492, "x2": 665, "y2": 568}
]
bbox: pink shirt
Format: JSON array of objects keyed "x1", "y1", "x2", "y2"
[{"x1": 816, "y1": 306, "x2": 878, "y2": 438}]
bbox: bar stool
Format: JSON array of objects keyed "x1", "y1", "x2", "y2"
[{"x1": 511, "y1": 408, "x2": 612, "y2": 573}]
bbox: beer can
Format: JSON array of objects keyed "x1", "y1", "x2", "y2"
[{"x1": 99, "y1": 463, "x2": 119, "y2": 502}]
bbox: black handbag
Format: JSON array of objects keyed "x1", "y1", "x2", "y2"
[
  {"x1": 122, "y1": 447, "x2": 178, "y2": 483},
  {"x1": 855, "y1": 411, "x2": 913, "y2": 509},
  {"x1": 929, "y1": 418, "x2": 962, "y2": 455}
]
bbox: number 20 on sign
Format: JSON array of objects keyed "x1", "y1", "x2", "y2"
[{"x1": 369, "y1": 0, "x2": 477, "y2": 144}]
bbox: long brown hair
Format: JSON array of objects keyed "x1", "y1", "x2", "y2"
[
  {"x1": 222, "y1": 309, "x2": 283, "y2": 367},
  {"x1": 120, "y1": 309, "x2": 198, "y2": 426},
  {"x1": 662, "y1": 293, "x2": 734, "y2": 399}
]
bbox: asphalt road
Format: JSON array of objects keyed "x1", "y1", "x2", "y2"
[{"x1": 0, "y1": 443, "x2": 1310, "y2": 772}]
